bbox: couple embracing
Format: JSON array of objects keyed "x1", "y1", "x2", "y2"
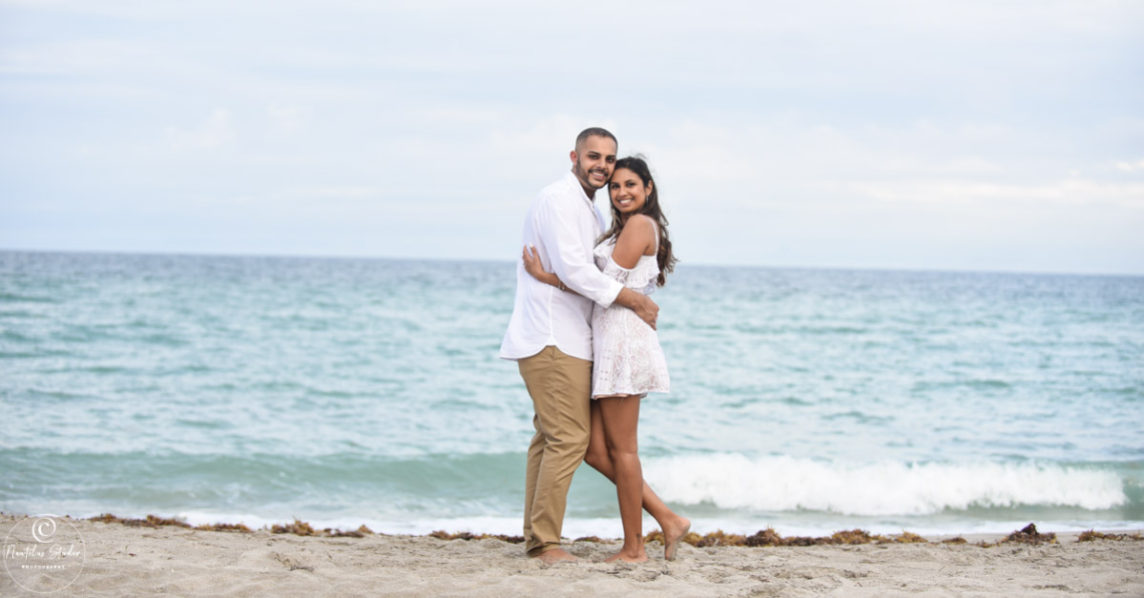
[{"x1": 500, "y1": 127, "x2": 690, "y2": 564}]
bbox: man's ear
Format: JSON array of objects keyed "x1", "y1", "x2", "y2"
[{"x1": 569, "y1": 150, "x2": 577, "y2": 165}]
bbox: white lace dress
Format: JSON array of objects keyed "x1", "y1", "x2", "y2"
[{"x1": 590, "y1": 237, "x2": 670, "y2": 398}]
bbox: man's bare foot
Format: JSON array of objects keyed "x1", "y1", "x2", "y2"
[
  {"x1": 604, "y1": 549, "x2": 648, "y2": 563},
  {"x1": 532, "y1": 548, "x2": 577, "y2": 564},
  {"x1": 663, "y1": 517, "x2": 691, "y2": 561}
]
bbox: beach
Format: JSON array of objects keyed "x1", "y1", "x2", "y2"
[
  {"x1": 3, "y1": 254, "x2": 1142, "y2": 596},
  {"x1": 3, "y1": 514, "x2": 1142, "y2": 597}
]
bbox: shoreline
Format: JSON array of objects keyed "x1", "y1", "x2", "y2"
[
  {"x1": 7, "y1": 511, "x2": 1143, "y2": 546},
  {"x1": 3, "y1": 513, "x2": 1143, "y2": 597}
]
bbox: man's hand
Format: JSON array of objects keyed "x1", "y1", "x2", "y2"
[
  {"x1": 616, "y1": 287, "x2": 658, "y2": 330},
  {"x1": 634, "y1": 294, "x2": 659, "y2": 330}
]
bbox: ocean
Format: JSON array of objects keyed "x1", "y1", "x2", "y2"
[{"x1": 1, "y1": 250, "x2": 1141, "y2": 539}]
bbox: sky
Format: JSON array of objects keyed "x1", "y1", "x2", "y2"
[{"x1": 1, "y1": 0, "x2": 1142, "y2": 274}]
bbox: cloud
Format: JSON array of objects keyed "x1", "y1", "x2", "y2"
[
  {"x1": 2, "y1": 0, "x2": 1142, "y2": 272},
  {"x1": 164, "y1": 109, "x2": 236, "y2": 150},
  {"x1": 266, "y1": 104, "x2": 306, "y2": 136},
  {"x1": 850, "y1": 180, "x2": 1144, "y2": 209},
  {"x1": 1115, "y1": 159, "x2": 1144, "y2": 172}
]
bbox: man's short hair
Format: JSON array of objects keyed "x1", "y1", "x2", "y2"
[{"x1": 575, "y1": 127, "x2": 617, "y2": 151}]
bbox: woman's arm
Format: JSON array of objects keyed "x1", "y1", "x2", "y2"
[
  {"x1": 522, "y1": 245, "x2": 572, "y2": 292},
  {"x1": 610, "y1": 215, "x2": 656, "y2": 269}
]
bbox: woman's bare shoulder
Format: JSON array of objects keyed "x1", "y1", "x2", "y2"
[
  {"x1": 616, "y1": 214, "x2": 657, "y2": 257},
  {"x1": 620, "y1": 214, "x2": 657, "y2": 237}
]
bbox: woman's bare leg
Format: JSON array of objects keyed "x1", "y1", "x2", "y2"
[
  {"x1": 584, "y1": 399, "x2": 690, "y2": 560},
  {"x1": 596, "y1": 394, "x2": 647, "y2": 561}
]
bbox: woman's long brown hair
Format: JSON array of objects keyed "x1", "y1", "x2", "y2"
[{"x1": 598, "y1": 156, "x2": 677, "y2": 286}]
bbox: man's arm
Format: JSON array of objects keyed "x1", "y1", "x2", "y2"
[
  {"x1": 522, "y1": 244, "x2": 658, "y2": 329},
  {"x1": 535, "y1": 199, "x2": 659, "y2": 329},
  {"x1": 614, "y1": 287, "x2": 658, "y2": 330},
  {"x1": 535, "y1": 198, "x2": 622, "y2": 305}
]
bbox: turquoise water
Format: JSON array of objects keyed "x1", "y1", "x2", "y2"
[{"x1": 1, "y1": 251, "x2": 1142, "y2": 538}]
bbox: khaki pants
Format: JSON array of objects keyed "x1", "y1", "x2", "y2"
[{"x1": 518, "y1": 345, "x2": 592, "y2": 555}]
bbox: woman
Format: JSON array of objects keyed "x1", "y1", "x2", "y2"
[{"x1": 522, "y1": 156, "x2": 690, "y2": 563}]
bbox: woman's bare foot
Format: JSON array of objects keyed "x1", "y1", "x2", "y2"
[
  {"x1": 604, "y1": 549, "x2": 648, "y2": 563},
  {"x1": 663, "y1": 517, "x2": 691, "y2": 561},
  {"x1": 532, "y1": 547, "x2": 577, "y2": 564}
]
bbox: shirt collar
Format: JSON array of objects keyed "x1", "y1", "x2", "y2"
[
  {"x1": 564, "y1": 170, "x2": 594, "y2": 204},
  {"x1": 564, "y1": 170, "x2": 606, "y2": 232}
]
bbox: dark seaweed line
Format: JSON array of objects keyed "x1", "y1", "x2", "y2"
[{"x1": 14, "y1": 513, "x2": 1139, "y2": 548}]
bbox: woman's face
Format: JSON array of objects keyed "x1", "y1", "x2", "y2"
[{"x1": 609, "y1": 168, "x2": 651, "y2": 216}]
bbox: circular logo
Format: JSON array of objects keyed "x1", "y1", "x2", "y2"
[
  {"x1": 30, "y1": 518, "x2": 57, "y2": 544},
  {"x1": 3, "y1": 516, "x2": 86, "y2": 594}
]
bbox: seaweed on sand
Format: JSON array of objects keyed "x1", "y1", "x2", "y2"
[
  {"x1": 428, "y1": 530, "x2": 526, "y2": 544},
  {"x1": 89, "y1": 513, "x2": 191, "y2": 529},
  {"x1": 1000, "y1": 523, "x2": 1057, "y2": 545},
  {"x1": 1077, "y1": 530, "x2": 1144, "y2": 542}
]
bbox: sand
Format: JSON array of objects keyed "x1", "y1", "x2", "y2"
[{"x1": 2, "y1": 514, "x2": 1142, "y2": 597}]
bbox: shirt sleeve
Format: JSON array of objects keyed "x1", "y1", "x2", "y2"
[{"x1": 536, "y1": 195, "x2": 623, "y2": 309}]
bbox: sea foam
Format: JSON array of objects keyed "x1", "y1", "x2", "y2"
[{"x1": 644, "y1": 454, "x2": 1127, "y2": 516}]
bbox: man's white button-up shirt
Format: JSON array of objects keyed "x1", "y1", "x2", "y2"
[{"x1": 500, "y1": 171, "x2": 624, "y2": 361}]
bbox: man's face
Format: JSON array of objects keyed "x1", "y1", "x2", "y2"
[{"x1": 570, "y1": 135, "x2": 617, "y2": 194}]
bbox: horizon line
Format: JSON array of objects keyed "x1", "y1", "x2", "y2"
[{"x1": 2, "y1": 246, "x2": 1142, "y2": 279}]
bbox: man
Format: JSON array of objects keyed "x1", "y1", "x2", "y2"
[{"x1": 500, "y1": 127, "x2": 659, "y2": 563}]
